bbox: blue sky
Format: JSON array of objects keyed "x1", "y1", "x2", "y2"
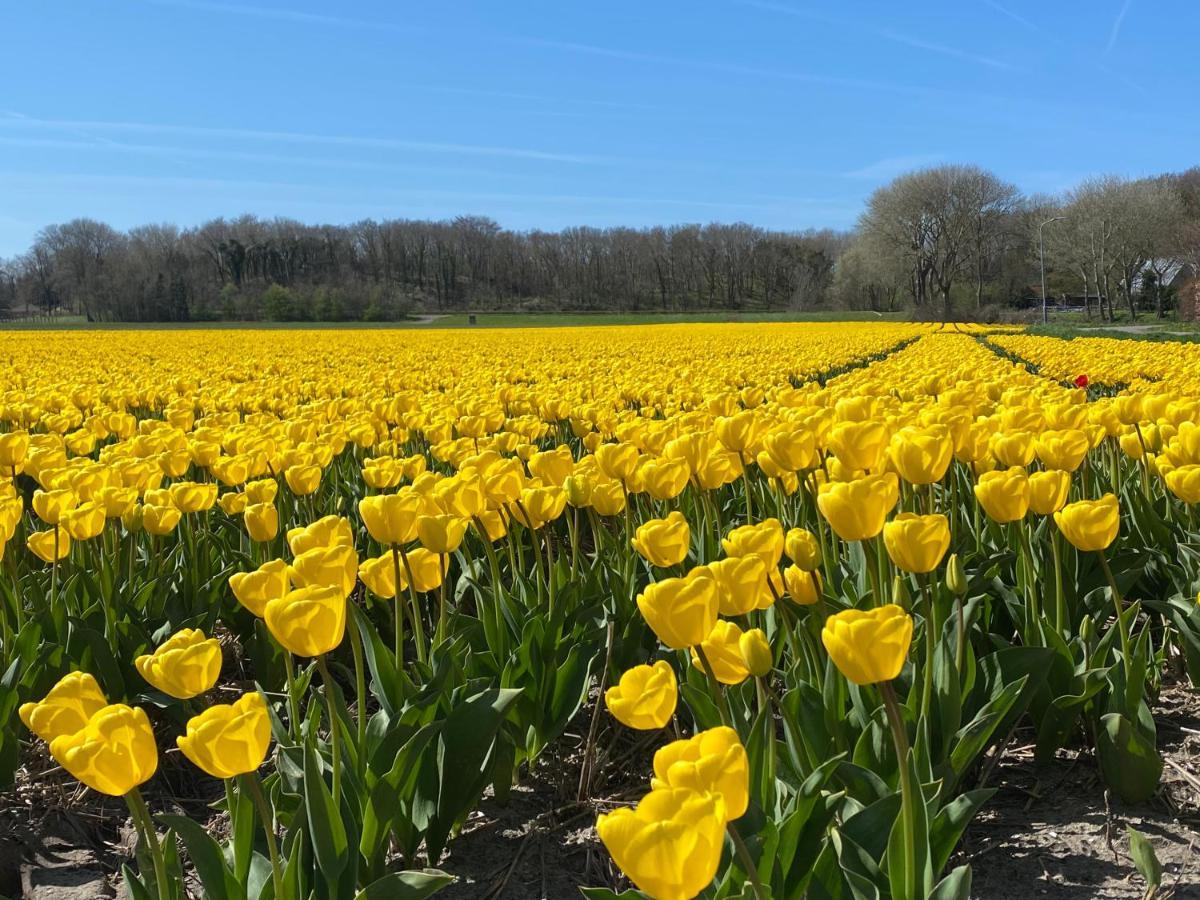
[{"x1": 0, "y1": 0, "x2": 1194, "y2": 255}]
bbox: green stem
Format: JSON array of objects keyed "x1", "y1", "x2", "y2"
[
  {"x1": 1097, "y1": 551, "x2": 1133, "y2": 669},
  {"x1": 346, "y1": 607, "x2": 368, "y2": 766},
  {"x1": 390, "y1": 545, "x2": 405, "y2": 669},
  {"x1": 281, "y1": 651, "x2": 301, "y2": 744},
  {"x1": 242, "y1": 772, "x2": 283, "y2": 900},
  {"x1": 727, "y1": 823, "x2": 767, "y2": 900},
  {"x1": 694, "y1": 643, "x2": 733, "y2": 727},
  {"x1": 316, "y1": 656, "x2": 342, "y2": 809},
  {"x1": 1051, "y1": 529, "x2": 1066, "y2": 636},
  {"x1": 919, "y1": 575, "x2": 935, "y2": 720},
  {"x1": 397, "y1": 546, "x2": 428, "y2": 665},
  {"x1": 880, "y1": 681, "x2": 919, "y2": 900},
  {"x1": 126, "y1": 787, "x2": 171, "y2": 900}
]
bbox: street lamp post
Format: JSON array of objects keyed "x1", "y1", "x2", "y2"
[{"x1": 1039, "y1": 215, "x2": 1065, "y2": 324}]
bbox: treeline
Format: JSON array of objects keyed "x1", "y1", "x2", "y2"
[
  {"x1": 2, "y1": 165, "x2": 1198, "y2": 323},
  {"x1": 844, "y1": 165, "x2": 1200, "y2": 321},
  {"x1": 0, "y1": 217, "x2": 846, "y2": 322}
]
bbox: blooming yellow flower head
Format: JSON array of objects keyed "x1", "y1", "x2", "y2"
[
  {"x1": 631, "y1": 510, "x2": 690, "y2": 568},
  {"x1": 822, "y1": 604, "x2": 913, "y2": 686},
  {"x1": 19, "y1": 671, "x2": 108, "y2": 743},
  {"x1": 177, "y1": 691, "x2": 271, "y2": 779},
  {"x1": 1054, "y1": 493, "x2": 1120, "y2": 552},
  {"x1": 134, "y1": 628, "x2": 222, "y2": 699},
  {"x1": 882, "y1": 513, "x2": 950, "y2": 574},
  {"x1": 49, "y1": 704, "x2": 158, "y2": 796},
  {"x1": 650, "y1": 725, "x2": 749, "y2": 821},
  {"x1": 636, "y1": 570, "x2": 719, "y2": 650},
  {"x1": 604, "y1": 660, "x2": 677, "y2": 730},
  {"x1": 596, "y1": 787, "x2": 725, "y2": 900}
]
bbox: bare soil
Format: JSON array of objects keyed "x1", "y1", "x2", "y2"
[{"x1": 962, "y1": 685, "x2": 1200, "y2": 899}]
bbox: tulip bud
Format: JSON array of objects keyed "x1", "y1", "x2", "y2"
[
  {"x1": 946, "y1": 553, "x2": 967, "y2": 597},
  {"x1": 784, "y1": 527, "x2": 822, "y2": 571},
  {"x1": 738, "y1": 628, "x2": 773, "y2": 677},
  {"x1": 891, "y1": 573, "x2": 910, "y2": 609},
  {"x1": 1080, "y1": 614, "x2": 1095, "y2": 645}
]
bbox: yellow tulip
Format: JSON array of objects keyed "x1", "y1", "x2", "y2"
[
  {"x1": 783, "y1": 564, "x2": 821, "y2": 605},
  {"x1": 229, "y1": 558, "x2": 290, "y2": 617},
  {"x1": 990, "y1": 431, "x2": 1036, "y2": 468},
  {"x1": 784, "y1": 527, "x2": 822, "y2": 571},
  {"x1": 96, "y1": 486, "x2": 138, "y2": 518},
  {"x1": 705, "y1": 555, "x2": 773, "y2": 614},
  {"x1": 738, "y1": 628, "x2": 773, "y2": 677},
  {"x1": 589, "y1": 477, "x2": 626, "y2": 516},
  {"x1": 416, "y1": 513, "x2": 468, "y2": 554},
  {"x1": 358, "y1": 553, "x2": 398, "y2": 599},
  {"x1": 596, "y1": 787, "x2": 725, "y2": 900},
  {"x1": 639, "y1": 458, "x2": 690, "y2": 501},
  {"x1": 822, "y1": 604, "x2": 913, "y2": 686},
  {"x1": 817, "y1": 474, "x2": 899, "y2": 542},
  {"x1": 286, "y1": 514, "x2": 354, "y2": 556},
  {"x1": 631, "y1": 511, "x2": 690, "y2": 568},
  {"x1": 882, "y1": 513, "x2": 950, "y2": 574},
  {"x1": 973, "y1": 466, "x2": 1030, "y2": 523},
  {"x1": 19, "y1": 671, "x2": 108, "y2": 743},
  {"x1": 527, "y1": 445, "x2": 575, "y2": 486},
  {"x1": 142, "y1": 504, "x2": 183, "y2": 535},
  {"x1": 49, "y1": 704, "x2": 158, "y2": 796},
  {"x1": 170, "y1": 481, "x2": 218, "y2": 513},
  {"x1": 636, "y1": 572, "x2": 719, "y2": 650},
  {"x1": 177, "y1": 691, "x2": 271, "y2": 779},
  {"x1": 1165, "y1": 465, "x2": 1200, "y2": 504},
  {"x1": 1054, "y1": 493, "x2": 1120, "y2": 552},
  {"x1": 1035, "y1": 429, "x2": 1091, "y2": 472},
  {"x1": 604, "y1": 660, "x2": 677, "y2": 730},
  {"x1": 720, "y1": 517, "x2": 784, "y2": 567},
  {"x1": 264, "y1": 585, "x2": 347, "y2": 657},
  {"x1": 244, "y1": 502, "x2": 278, "y2": 542},
  {"x1": 1028, "y1": 470, "x2": 1071, "y2": 516},
  {"x1": 27, "y1": 528, "x2": 71, "y2": 563},
  {"x1": 399, "y1": 547, "x2": 446, "y2": 593},
  {"x1": 511, "y1": 485, "x2": 567, "y2": 530},
  {"x1": 828, "y1": 419, "x2": 889, "y2": 471},
  {"x1": 651, "y1": 725, "x2": 749, "y2": 821},
  {"x1": 33, "y1": 488, "x2": 76, "y2": 525},
  {"x1": 0, "y1": 431, "x2": 30, "y2": 469},
  {"x1": 889, "y1": 425, "x2": 953, "y2": 485},
  {"x1": 690, "y1": 620, "x2": 750, "y2": 685},
  {"x1": 134, "y1": 628, "x2": 222, "y2": 699},
  {"x1": 289, "y1": 544, "x2": 358, "y2": 599},
  {"x1": 762, "y1": 426, "x2": 816, "y2": 472},
  {"x1": 595, "y1": 442, "x2": 640, "y2": 481},
  {"x1": 63, "y1": 501, "x2": 106, "y2": 541},
  {"x1": 284, "y1": 464, "x2": 322, "y2": 496},
  {"x1": 244, "y1": 478, "x2": 279, "y2": 504}
]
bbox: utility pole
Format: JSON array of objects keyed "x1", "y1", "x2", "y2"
[{"x1": 1039, "y1": 216, "x2": 1065, "y2": 324}]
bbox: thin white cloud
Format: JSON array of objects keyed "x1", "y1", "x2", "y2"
[
  {"x1": 980, "y1": 0, "x2": 1045, "y2": 36},
  {"x1": 879, "y1": 30, "x2": 1016, "y2": 72},
  {"x1": 130, "y1": 0, "x2": 975, "y2": 103},
  {"x1": 843, "y1": 154, "x2": 943, "y2": 180},
  {"x1": 738, "y1": 0, "x2": 1015, "y2": 71},
  {"x1": 0, "y1": 113, "x2": 615, "y2": 165},
  {"x1": 1106, "y1": 0, "x2": 1133, "y2": 53},
  {"x1": 0, "y1": 170, "x2": 790, "y2": 213},
  {"x1": 131, "y1": 0, "x2": 418, "y2": 32},
  {"x1": 0, "y1": 135, "x2": 539, "y2": 181}
]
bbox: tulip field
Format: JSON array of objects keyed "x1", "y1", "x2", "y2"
[{"x1": 3, "y1": 321, "x2": 1200, "y2": 899}]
